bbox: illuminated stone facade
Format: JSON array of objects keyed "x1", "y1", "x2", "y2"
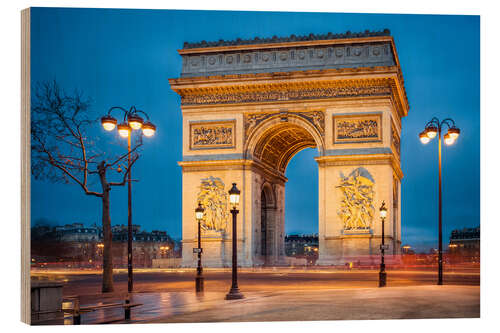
[{"x1": 170, "y1": 30, "x2": 408, "y2": 266}]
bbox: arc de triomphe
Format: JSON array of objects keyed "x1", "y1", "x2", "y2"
[{"x1": 169, "y1": 30, "x2": 408, "y2": 267}]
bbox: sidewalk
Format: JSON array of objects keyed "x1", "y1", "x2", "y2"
[
  {"x1": 53, "y1": 285, "x2": 479, "y2": 324},
  {"x1": 149, "y1": 285, "x2": 479, "y2": 323}
]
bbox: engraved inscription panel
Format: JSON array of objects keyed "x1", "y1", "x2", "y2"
[
  {"x1": 333, "y1": 114, "x2": 382, "y2": 144},
  {"x1": 190, "y1": 121, "x2": 236, "y2": 149}
]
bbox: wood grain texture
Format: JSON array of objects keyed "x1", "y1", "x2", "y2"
[{"x1": 21, "y1": 7, "x2": 31, "y2": 325}]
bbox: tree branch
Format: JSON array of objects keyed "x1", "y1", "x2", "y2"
[{"x1": 109, "y1": 153, "x2": 140, "y2": 187}]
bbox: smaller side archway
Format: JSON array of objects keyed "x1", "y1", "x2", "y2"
[{"x1": 260, "y1": 182, "x2": 277, "y2": 265}]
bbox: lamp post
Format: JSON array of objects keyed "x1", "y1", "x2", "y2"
[
  {"x1": 101, "y1": 106, "x2": 156, "y2": 293},
  {"x1": 379, "y1": 201, "x2": 388, "y2": 287},
  {"x1": 225, "y1": 183, "x2": 244, "y2": 300},
  {"x1": 419, "y1": 117, "x2": 460, "y2": 285},
  {"x1": 195, "y1": 202, "x2": 205, "y2": 292}
]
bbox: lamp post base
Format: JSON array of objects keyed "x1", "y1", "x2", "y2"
[
  {"x1": 225, "y1": 287, "x2": 244, "y2": 300},
  {"x1": 195, "y1": 276, "x2": 204, "y2": 292},
  {"x1": 379, "y1": 271, "x2": 387, "y2": 287}
]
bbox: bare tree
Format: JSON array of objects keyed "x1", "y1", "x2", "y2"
[{"x1": 31, "y1": 80, "x2": 142, "y2": 292}]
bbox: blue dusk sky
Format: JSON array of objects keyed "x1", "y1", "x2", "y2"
[{"x1": 30, "y1": 8, "x2": 479, "y2": 252}]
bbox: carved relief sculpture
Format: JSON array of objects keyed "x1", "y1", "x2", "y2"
[
  {"x1": 197, "y1": 176, "x2": 229, "y2": 231},
  {"x1": 392, "y1": 123, "x2": 401, "y2": 156},
  {"x1": 181, "y1": 83, "x2": 392, "y2": 106},
  {"x1": 190, "y1": 121, "x2": 235, "y2": 149},
  {"x1": 337, "y1": 167, "x2": 375, "y2": 230},
  {"x1": 244, "y1": 110, "x2": 325, "y2": 140},
  {"x1": 333, "y1": 114, "x2": 382, "y2": 143}
]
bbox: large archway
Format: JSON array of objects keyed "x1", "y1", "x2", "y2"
[
  {"x1": 172, "y1": 31, "x2": 408, "y2": 267},
  {"x1": 245, "y1": 115, "x2": 324, "y2": 265}
]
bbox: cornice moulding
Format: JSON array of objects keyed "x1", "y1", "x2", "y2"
[{"x1": 178, "y1": 36, "x2": 395, "y2": 55}]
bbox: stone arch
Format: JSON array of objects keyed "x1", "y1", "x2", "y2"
[
  {"x1": 259, "y1": 181, "x2": 279, "y2": 265},
  {"x1": 261, "y1": 182, "x2": 276, "y2": 208},
  {"x1": 173, "y1": 33, "x2": 408, "y2": 267},
  {"x1": 245, "y1": 115, "x2": 323, "y2": 265},
  {"x1": 245, "y1": 114, "x2": 325, "y2": 174}
]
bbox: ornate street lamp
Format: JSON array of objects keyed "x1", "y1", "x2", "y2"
[
  {"x1": 379, "y1": 201, "x2": 388, "y2": 287},
  {"x1": 419, "y1": 117, "x2": 460, "y2": 285},
  {"x1": 101, "y1": 106, "x2": 156, "y2": 293},
  {"x1": 225, "y1": 183, "x2": 244, "y2": 300},
  {"x1": 195, "y1": 202, "x2": 205, "y2": 292}
]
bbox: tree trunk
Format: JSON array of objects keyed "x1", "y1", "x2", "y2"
[{"x1": 98, "y1": 162, "x2": 114, "y2": 293}]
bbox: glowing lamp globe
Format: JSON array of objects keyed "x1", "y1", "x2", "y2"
[
  {"x1": 128, "y1": 114, "x2": 144, "y2": 130},
  {"x1": 142, "y1": 122, "x2": 156, "y2": 137},
  {"x1": 379, "y1": 201, "x2": 388, "y2": 219},
  {"x1": 117, "y1": 123, "x2": 131, "y2": 138},
  {"x1": 448, "y1": 127, "x2": 460, "y2": 140},
  {"x1": 419, "y1": 131, "x2": 430, "y2": 144},
  {"x1": 425, "y1": 126, "x2": 438, "y2": 139},
  {"x1": 444, "y1": 132, "x2": 455, "y2": 145},
  {"x1": 195, "y1": 202, "x2": 205, "y2": 221},
  {"x1": 101, "y1": 115, "x2": 117, "y2": 131},
  {"x1": 228, "y1": 183, "x2": 241, "y2": 207}
]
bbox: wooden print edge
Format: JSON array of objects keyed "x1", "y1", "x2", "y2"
[{"x1": 21, "y1": 7, "x2": 31, "y2": 325}]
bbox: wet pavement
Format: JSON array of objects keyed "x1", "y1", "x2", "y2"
[
  {"x1": 55, "y1": 286, "x2": 479, "y2": 324},
  {"x1": 30, "y1": 268, "x2": 480, "y2": 324},
  {"x1": 151, "y1": 286, "x2": 480, "y2": 323}
]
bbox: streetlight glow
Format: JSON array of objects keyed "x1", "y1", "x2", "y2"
[
  {"x1": 101, "y1": 115, "x2": 117, "y2": 131},
  {"x1": 425, "y1": 126, "x2": 438, "y2": 139},
  {"x1": 195, "y1": 202, "x2": 205, "y2": 221},
  {"x1": 142, "y1": 122, "x2": 156, "y2": 137},
  {"x1": 228, "y1": 183, "x2": 241, "y2": 208},
  {"x1": 379, "y1": 201, "x2": 387, "y2": 219},
  {"x1": 117, "y1": 123, "x2": 130, "y2": 138},
  {"x1": 448, "y1": 127, "x2": 460, "y2": 140},
  {"x1": 419, "y1": 131, "x2": 430, "y2": 144},
  {"x1": 128, "y1": 114, "x2": 144, "y2": 130},
  {"x1": 444, "y1": 133, "x2": 455, "y2": 145}
]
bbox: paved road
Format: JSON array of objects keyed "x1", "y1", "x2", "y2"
[
  {"x1": 31, "y1": 267, "x2": 479, "y2": 297},
  {"x1": 150, "y1": 286, "x2": 480, "y2": 323},
  {"x1": 31, "y1": 268, "x2": 480, "y2": 325},
  {"x1": 35, "y1": 286, "x2": 481, "y2": 324}
]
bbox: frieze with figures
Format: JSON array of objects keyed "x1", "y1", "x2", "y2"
[
  {"x1": 190, "y1": 121, "x2": 236, "y2": 149},
  {"x1": 333, "y1": 114, "x2": 382, "y2": 143},
  {"x1": 181, "y1": 84, "x2": 392, "y2": 106}
]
